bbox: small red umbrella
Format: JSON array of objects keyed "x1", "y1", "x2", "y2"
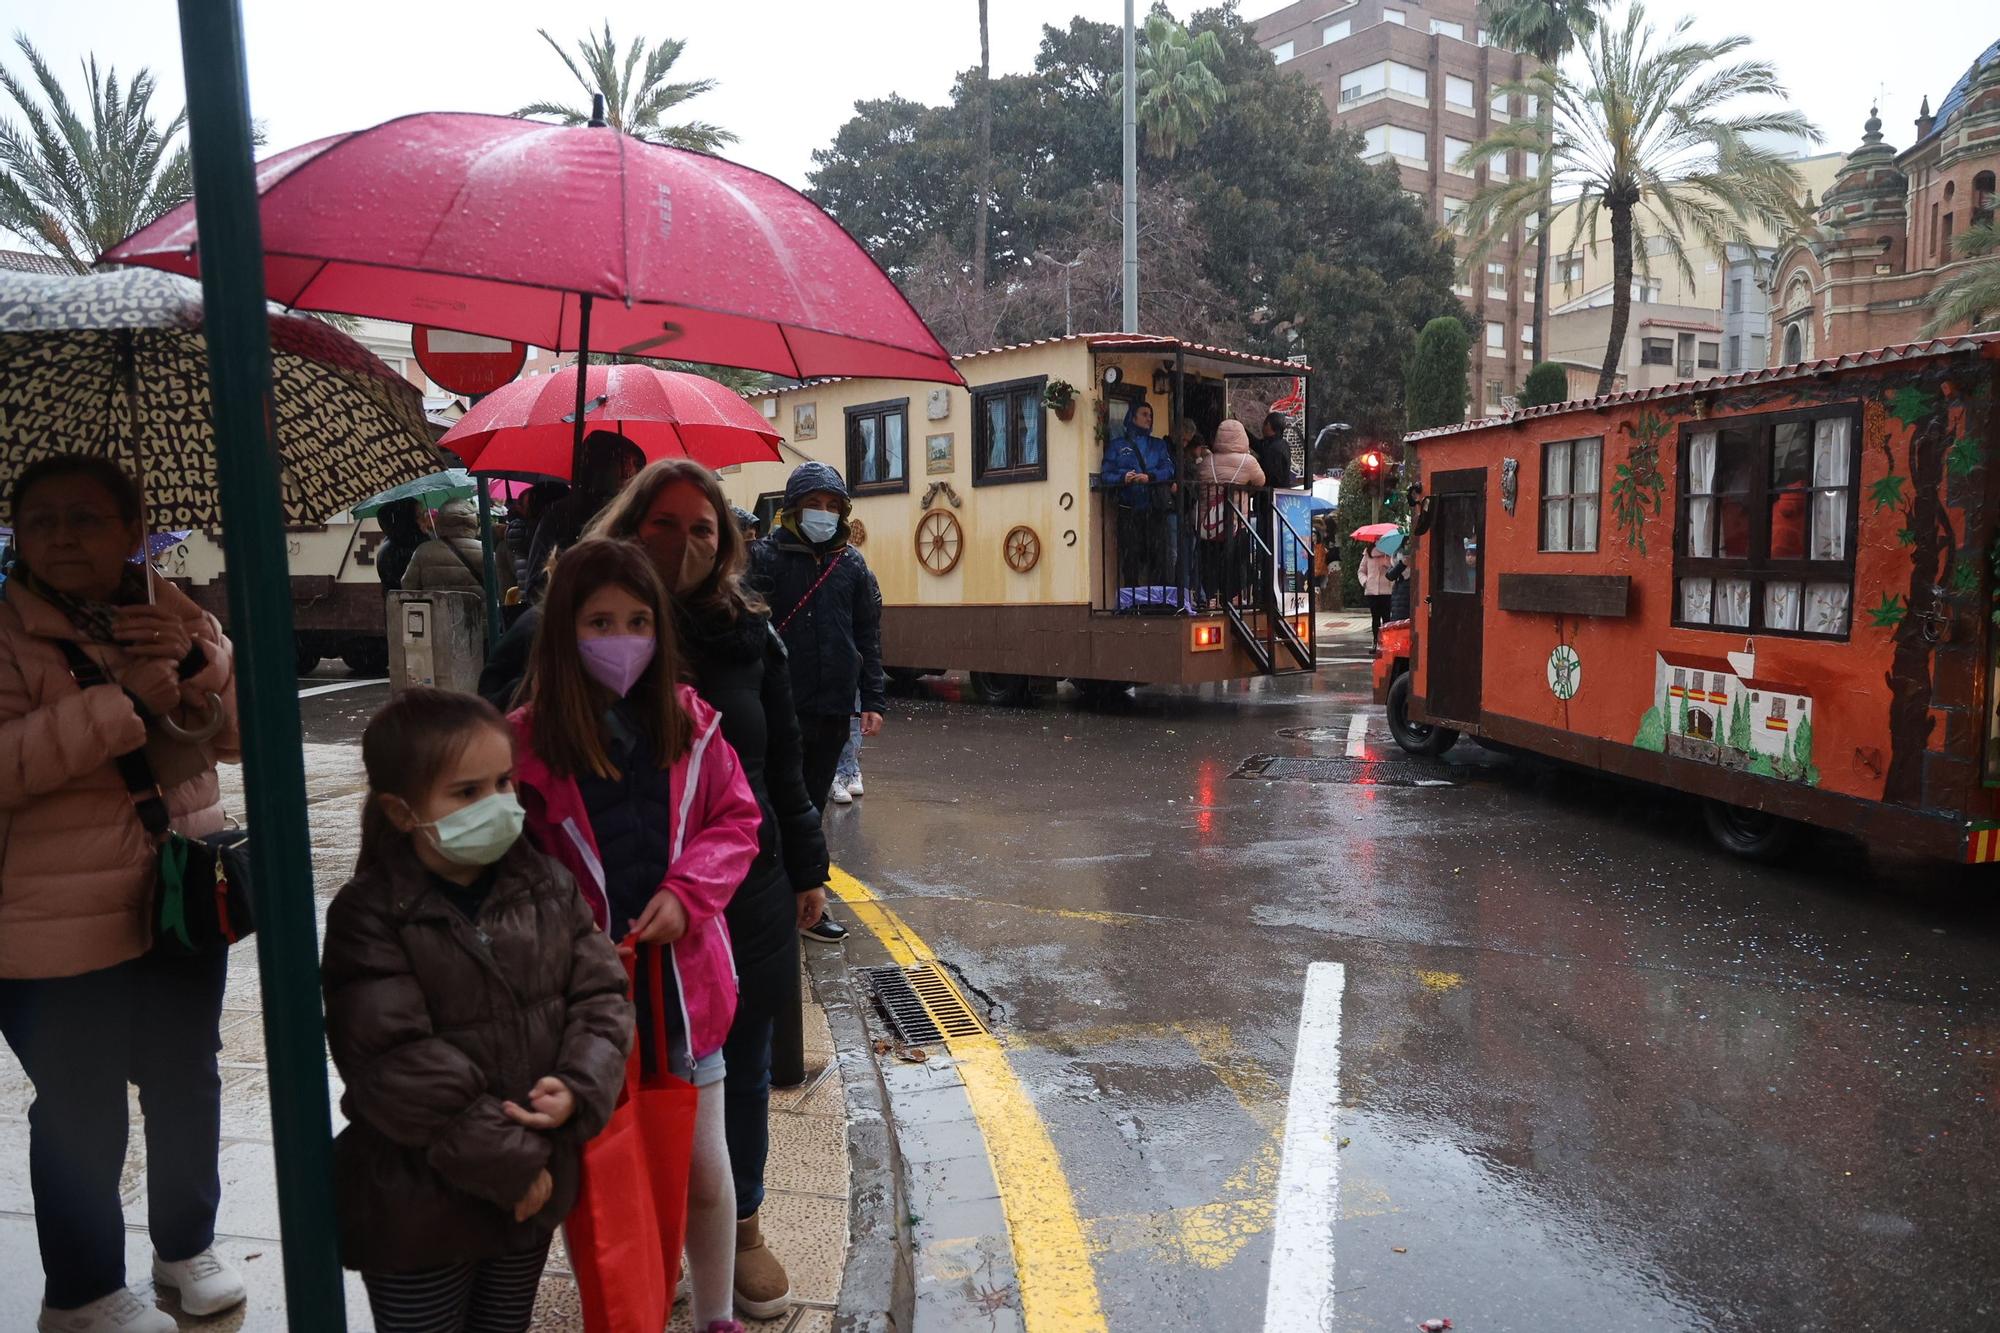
[
  {"x1": 104, "y1": 111, "x2": 961, "y2": 388},
  {"x1": 442, "y1": 364, "x2": 781, "y2": 480},
  {"x1": 1351, "y1": 522, "x2": 1400, "y2": 543}
]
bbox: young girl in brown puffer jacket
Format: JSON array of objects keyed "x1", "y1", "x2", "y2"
[{"x1": 321, "y1": 688, "x2": 632, "y2": 1333}]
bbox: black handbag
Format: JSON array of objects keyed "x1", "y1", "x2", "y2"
[{"x1": 56, "y1": 640, "x2": 255, "y2": 955}]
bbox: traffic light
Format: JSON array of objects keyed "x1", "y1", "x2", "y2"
[{"x1": 1356, "y1": 450, "x2": 1384, "y2": 480}]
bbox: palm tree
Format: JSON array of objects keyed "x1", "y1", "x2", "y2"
[
  {"x1": 1922, "y1": 221, "x2": 2000, "y2": 334},
  {"x1": 1479, "y1": 0, "x2": 1603, "y2": 365},
  {"x1": 1457, "y1": 4, "x2": 1819, "y2": 395},
  {"x1": 1115, "y1": 14, "x2": 1227, "y2": 160},
  {"x1": 0, "y1": 36, "x2": 191, "y2": 272},
  {"x1": 515, "y1": 24, "x2": 735, "y2": 153}
]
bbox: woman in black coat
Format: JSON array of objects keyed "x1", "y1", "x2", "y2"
[{"x1": 588, "y1": 458, "x2": 829, "y2": 1321}]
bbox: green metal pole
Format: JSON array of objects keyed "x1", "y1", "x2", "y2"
[
  {"x1": 174, "y1": 2, "x2": 344, "y2": 1325},
  {"x1": 477, "y1": 477, "x2": 503, "y2": 654}
]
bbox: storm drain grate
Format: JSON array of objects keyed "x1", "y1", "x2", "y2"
[
  {"x1": 864, "y1": 963, "x2": 988, "y2": 1046},
  {"x1": 1231, "y1": 754, "x2": 1462, "y2": 787}
]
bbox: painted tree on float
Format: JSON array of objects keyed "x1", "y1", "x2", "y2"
[
  {"x1": 1727, "y1": 692, "x2": 1753, "y2": 752},
  {"x1": 1873, "y1": 375, "x2": 1984, "y2": 806}
]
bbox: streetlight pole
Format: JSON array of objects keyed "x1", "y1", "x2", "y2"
[
  {"x1": 174, "y1": 0, "x2": 343, "y2": 1324},
  {"x1": 1034, "y1": 249, "x2": 1087, "y2": 337},
  {"x1": 1122, "y1": 0, "x2": 1138, "y2": 333}
]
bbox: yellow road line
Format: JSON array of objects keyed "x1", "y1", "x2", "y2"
[{"x1": 828, "y1": 867, "x2": 1110, "y2": 1332}]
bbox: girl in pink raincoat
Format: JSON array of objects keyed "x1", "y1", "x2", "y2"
[{"x1": 510, "y1": 538, "x2": 762, "y2": 1333}]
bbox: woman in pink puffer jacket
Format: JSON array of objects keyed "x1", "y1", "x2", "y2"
[{"x1": 0, "y1": 455, "x2": 246, "y2": 1332}]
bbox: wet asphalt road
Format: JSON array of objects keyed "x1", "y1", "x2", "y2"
[
  {"x1": 817, "y1": 660, "x2": 2000, "y2": 1333},
  {"x1": 296, "y1": 658, "x2": 2000, "y2": 1330}
]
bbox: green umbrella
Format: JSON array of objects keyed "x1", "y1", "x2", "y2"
[{"x1": 350, "y1": 468, "x2": 477, "y2": 518}]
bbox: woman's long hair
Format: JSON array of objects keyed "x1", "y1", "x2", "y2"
[
  {"x1": 586, "y1": 457, "x2": 765, "y2": 621},
  {"x1": 520, "y1": 538, "x2": 690, "y2": 778},
  {"x1": 357, "y1": 687, "x2": 512, "y2": 873}
]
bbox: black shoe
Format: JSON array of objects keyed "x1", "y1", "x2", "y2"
[{"x1": 802, "y1": 917, "x2": 848, "y2": 943}]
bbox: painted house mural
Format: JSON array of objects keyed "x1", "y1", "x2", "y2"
[
  {"x1": 1397, "y1": 331, "x2": 2000, "y2": 864},
  {"x1": 1640, "y1": 648, "x2": 1819, "y2": 783}
]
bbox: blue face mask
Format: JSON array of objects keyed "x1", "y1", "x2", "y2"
[{"x1": 798, "y1": 509, "x2": 841, "y2": 544}]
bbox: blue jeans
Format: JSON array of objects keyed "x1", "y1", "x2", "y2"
[
  {"x1": 0, "y1": 947, "x2": 228, "y2": 1309},
  {"x1": 836, "y1": 712, "x2": 862, "y2": 784},
  {"x1": 836, "y1": 688, "x2": 860, "y2": 784},
  {"x1": 722, "y1": 939, "x2": 798, "y2": 1218}
]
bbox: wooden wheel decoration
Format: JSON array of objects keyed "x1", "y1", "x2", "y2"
[
  {"x1": 915, "y1": 509, "x2": 963, "y2": 575},
  {"x1": 1003, "y1": 524, "x2": 1041, "y2": 573}
]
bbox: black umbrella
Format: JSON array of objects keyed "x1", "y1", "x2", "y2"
[{"x1": 0, "y1": 267, "x2": 439, "y2": 529}]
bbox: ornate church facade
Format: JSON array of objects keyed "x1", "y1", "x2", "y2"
[{"x1": 1768, "y1": 39, "x2": 2000, "y2": 364}]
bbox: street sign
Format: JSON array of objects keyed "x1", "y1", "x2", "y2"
[{"x1": 411, "y1": 325, "x2": 527, "y2": 395}]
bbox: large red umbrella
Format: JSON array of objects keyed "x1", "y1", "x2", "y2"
[
  {"x1": 103, "y1": 110, "x2": 962, "y2": 389},
  {"x1": 442, "y1": 364, "x2": 781, "y2": 479}
]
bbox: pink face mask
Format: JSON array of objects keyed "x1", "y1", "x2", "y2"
[{"x1": 578, "y1": 635, "x2": 656, "y2": 698}]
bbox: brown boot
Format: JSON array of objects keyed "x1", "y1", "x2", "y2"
[{"x1": 734, "y1": 1211, "x2": 792, "y2": 1319}]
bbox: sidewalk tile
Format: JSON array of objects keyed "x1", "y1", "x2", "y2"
[
  {"x1": 908, "y1": 1195, "x2": 1008, "y2": 1248},
  {"x1": 878, "y1": 1058, "x2": 963, "y2": 1098},
  {"x1": 895, "y1": 1116, "x2": 987, "y2": 1164},
  {"x1": 763, "y1": 1113, "x2": 847, "y2": 1196},
  {"x1": 879, "y1": 1081, "x2": 979, "y2": 1127},
  {"x1": 801, "y1": 1002, "x2": 835, "y2": 1057},
  {"x1": 775, "y1": 1069, "x2": 842, "y2": 1116},
  {"x1": 758, "y1": 1190, "x2": 848, "y2": 1305},
  {"x1": 905, "y1": 1152, "x2": 1000, "y2": 1208}
]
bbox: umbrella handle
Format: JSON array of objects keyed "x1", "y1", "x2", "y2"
[{"x1": 157, "y1": 691, "x2": 226, "y2": 745}]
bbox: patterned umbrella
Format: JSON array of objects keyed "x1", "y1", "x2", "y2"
[{"x1": 0, "y1": 267, "x2": 439, "y2": 529}]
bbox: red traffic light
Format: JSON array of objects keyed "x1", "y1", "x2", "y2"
[{"x1": 1357, "y1": 451, "x2": 1383, "y2": 476}]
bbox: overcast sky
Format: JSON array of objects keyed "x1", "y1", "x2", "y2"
[{"x1": 3, "y1": 0, "x2": 1992, "y2": 212}]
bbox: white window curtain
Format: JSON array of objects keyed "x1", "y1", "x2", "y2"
[
  {"x1": 1543, "y1": 440, "x2": 1571, "y2": 551},
  {"x1": 1681, "y1": 578, "x2": 1713, "y2": 623},
  {"x1": 1572, "y1": 438, "x2": 1602, "y2": 551},
  {"x1": 1804, "y1": 582, "x2": 1852, "y2": 634},
  {"x1": 1811, "y1": 416, "x2": 1851, "y2": 560},
  {"x1": 1543, "y1": 500, "x2": 1570, "y2": 551},
  {"x1": 1716, "y1": 577, "x2": 1753, "y2": 627},
  {"x1": 1765, "y1": 580, "x2": 1802, "y2": 631},
  {"x1": 1687, "y1": 431, "x2": 1717, "y2": 557}
]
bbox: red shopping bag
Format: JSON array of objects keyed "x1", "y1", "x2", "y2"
[{"x1": 568, "y1": 945, "x2": 699, "y2": 1333}]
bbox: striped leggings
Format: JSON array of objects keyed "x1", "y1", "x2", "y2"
[{"x1": 361, "y1": 1242, "x2": 550, "y2": 1333}]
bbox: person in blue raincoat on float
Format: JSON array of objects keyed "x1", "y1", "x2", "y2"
[{"x1": 1098, "y1": 399, "x2": 1177, "y2": 591}]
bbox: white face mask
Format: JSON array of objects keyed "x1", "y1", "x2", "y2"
[
  {"x1": 419, "y1": 791, "x2": 526, "y2": 867},
  {"x1": 798, "y1": 509, "x2": 840, "y2": 544}
]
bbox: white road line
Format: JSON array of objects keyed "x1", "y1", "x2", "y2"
[
  {"x1": 1344, "y1": 712, "x2": 1369, "y2": 758},
  {"x1": 1263, "y1": 961, "x2": 1346, "y2": 1333},
  {"x1": 296, "y1": 677, "x2": 388, "y2": 699}
]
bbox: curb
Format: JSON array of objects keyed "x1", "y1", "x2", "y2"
[{"x1": 807, "y1": 937, "x2": 916, "y2": 1333}]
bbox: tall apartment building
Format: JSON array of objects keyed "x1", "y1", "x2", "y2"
[{"x1": 1251, "y1": 0, "x2": 1537, "y2": 417}]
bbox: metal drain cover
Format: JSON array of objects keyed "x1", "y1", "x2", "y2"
[
  {"x1": 1274, "y1": 724, "x2": 1355, "y2": 742},
  {"x1": 864, "y1": 963, "x2": 988, "y2": 1046},
  {"x1": 1232, "y1": 754, "x2": 1461, "y2": 787}
]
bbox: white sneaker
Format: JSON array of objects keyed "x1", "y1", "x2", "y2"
[
  {"x1": 38, "y1": 1289, "x2": 176, "y2": 1333},
  {"x1": 152, "y1": 1249, "x2": 247, "y2": 1317},
  {"x1": 828, "y1": 779, "x2": 853, "y2": 805},
  {"x1": 844, "y1": 773, "x2": 864, "y2": 797}
]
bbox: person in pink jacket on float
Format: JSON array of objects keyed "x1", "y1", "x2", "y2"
[{"x1": 508, "y1": 539, "x2": 761, "y2": 1333}]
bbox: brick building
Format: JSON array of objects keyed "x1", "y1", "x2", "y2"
[
  {"x1": 1768, "y1": 38, "x2": 2000, "y2": 364},
  {"x1": 1250, "y1": 0, "x2": 1537, "y2": 415}
]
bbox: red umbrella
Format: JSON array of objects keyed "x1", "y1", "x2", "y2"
[
  {"x1": 1351, "y1": 522, "x2": 1400, "y2": 543},
  {"x1": 103, "y1": 109, "x2": 962, "y2": 447},
  {"x1": 442, "y1": 364, "x2": 781, "y2": 480}
]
